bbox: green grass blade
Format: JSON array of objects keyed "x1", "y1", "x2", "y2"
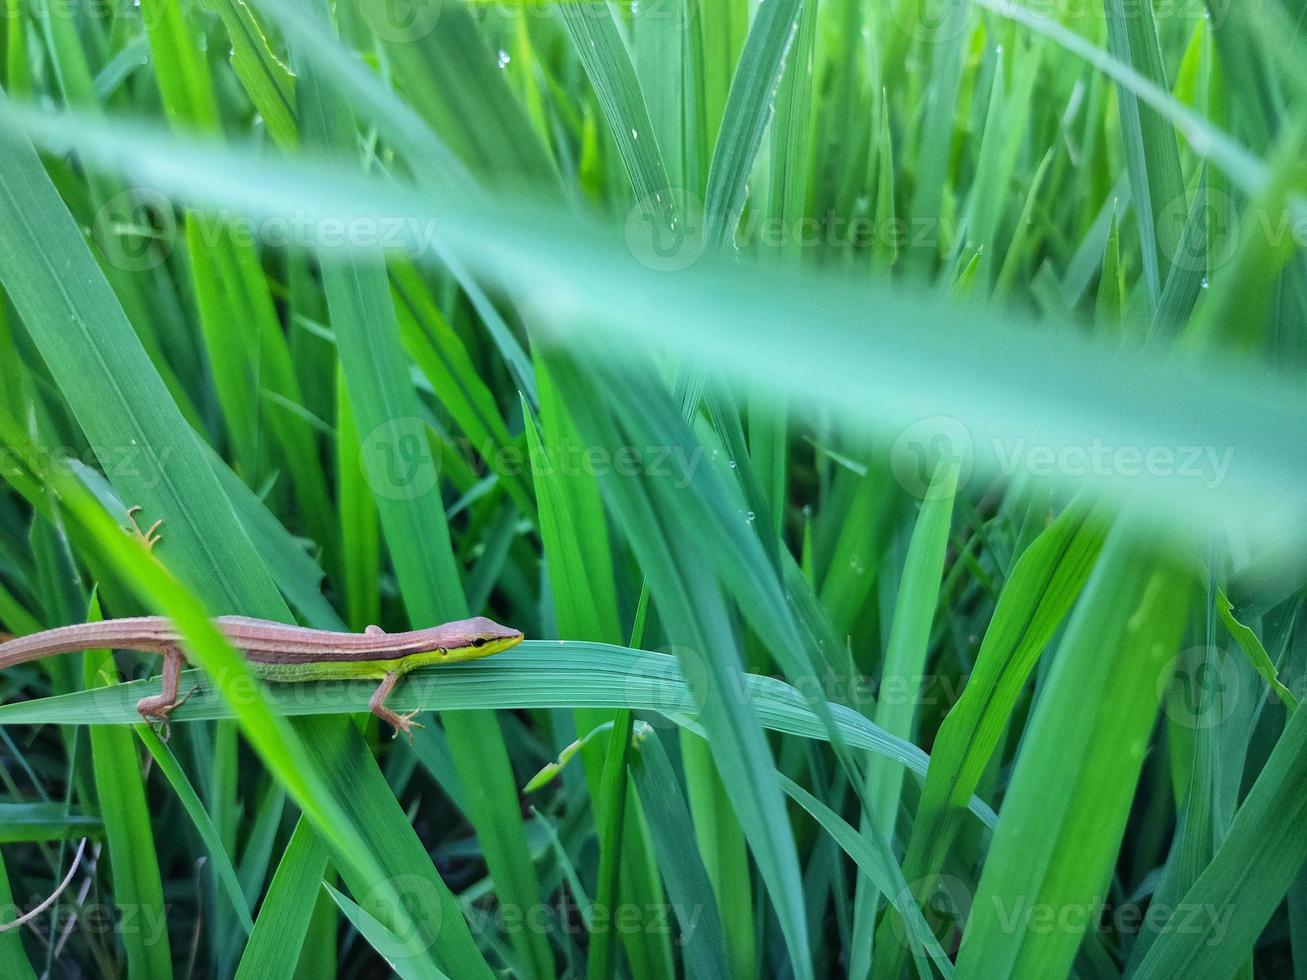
[
  {"x1": 324, "y1": 881, "x2": 449, "y2": 980},
  {"x1": 856, "y1": 460, "x2": 959, "y2": 979},
  {"x1": 560, "y1": 4, "x2": 671, "y2": 207},
  {"x1": 1132, "y1": 700, "x2": 1307, "y2": 978},
  {"x1": 200, "y1": 0, "x2": 297, "y2": 148},
  {"x1": 955, "y1": 523, "x2": 1190, "y2": 978},
  {"x1": 0, "y1": 846, "x2": 36, "y2": 978},
  {"x1": 0, "y1": 804, "x2": 101, "y2": 844},
  {"x1": 703, "y1": 0, "x2": 804, "y2": 247},
  {"x1": 1102, "y1": 0, "x2": 1188, "y2": 300},
  {"x1": 295, "y1": 31, "x2": 554, "y2": 979},
  {"x1": 134, "y1": 724, "x2": 255, "y2": 935},
  {"x1": 0, "y1": 643, "x2": 1000, "y2": 821},
  {"x1": 83, "y1": 619, "x2": 174, "y2": 978},
  {"x1": 233, "y1": 817, "x2": 329, "y2": 980},
  {"x1": 876, "y1": 492, "x2": 1107, "y2": 977},
  {"x1": 627, "y1": 729, "x2": 732, "y2": 979}
]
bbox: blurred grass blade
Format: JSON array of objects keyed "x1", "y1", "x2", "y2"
[{"x1": 9, "y1": 108, "x2": 1305, "y2": 545}]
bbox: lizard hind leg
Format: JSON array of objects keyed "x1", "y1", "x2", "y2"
[
  {"x1": 136, "y1": 647, "x2": 187, "y2": 738},
  {"x1": 369, "y1": 670, "x2": 424, "y2": 742}
]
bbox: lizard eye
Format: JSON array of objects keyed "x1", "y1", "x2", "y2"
[{"x1": 472, "y1": 638, "x2": 487, "y2": 648}]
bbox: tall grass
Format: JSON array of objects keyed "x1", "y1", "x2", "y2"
[{"x1": 0, "y1": 0, "x2": 1304, "y2": 977}]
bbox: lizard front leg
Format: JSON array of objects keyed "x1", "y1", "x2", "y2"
[
  {"x1": 135, "y1": 647, "x2": 190, "y2": 727},
  {"x1": 125, "y1": 506, "x2": 164, "y2": 552},
  {"x1": 368, "y1": 670, "x2": 424, "y2": 741}
]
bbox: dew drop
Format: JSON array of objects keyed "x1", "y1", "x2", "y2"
[{"x1": 497, "y1": 49, "x2": 511, "y2": 69}]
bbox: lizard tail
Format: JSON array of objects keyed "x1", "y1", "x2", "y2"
[
  {"x1": 0, "y1": 619, "x2": 172, "y2": 670},
  {"x1": 0, "y1": 630, "x2": 87, "y2": 670}
]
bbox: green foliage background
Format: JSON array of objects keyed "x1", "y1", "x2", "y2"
[{"x1": 0, "y1": 0, "x2": 1304, "y2": 976}]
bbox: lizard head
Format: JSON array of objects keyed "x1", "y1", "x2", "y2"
[{"x1": 420, "y1": 616, "x2": 524, "y2": 662}]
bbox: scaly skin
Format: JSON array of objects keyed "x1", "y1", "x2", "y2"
[{"x1": 0, "y1": 615, "x2": 524, "y2": 738}]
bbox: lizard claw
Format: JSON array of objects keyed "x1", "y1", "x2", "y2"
[
  {"x1": 137, "y1": 705, "x2": 174, "y2": 742},
  {"x1": 125, "y1": 506, "x2": 164, "y2": 552},
  {"x1": 389, "y1": 710, "x2": 425, "y2": 743}
]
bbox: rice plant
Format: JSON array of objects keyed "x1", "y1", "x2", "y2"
[{"x1": 0, "y1": 0, "x2": 1304, "y2": 976}]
